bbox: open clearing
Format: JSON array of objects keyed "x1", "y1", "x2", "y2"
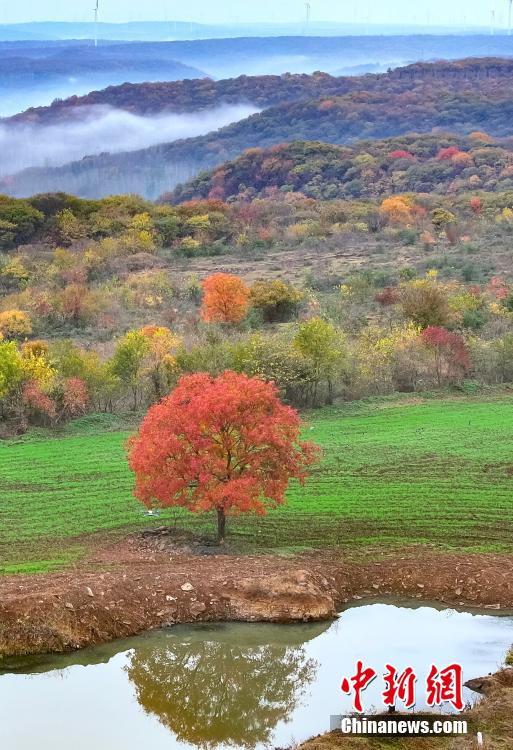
[
  {"x1": 1, "y1": 393, "x2": 512, "y2": 574},
  {"x1": 171, "y1": 225, "x2": 513, "y2": 286}
]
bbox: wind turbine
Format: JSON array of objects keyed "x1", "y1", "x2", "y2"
[
  {"x1": 94, "y1": 0, "x2": 99, "y2": 47},
  {"x1": 509, "y1": 0, "x2": 513, "y2": 34},
  {"x1": 305, "y1": 2, "x2": 311, "y2": 29}
]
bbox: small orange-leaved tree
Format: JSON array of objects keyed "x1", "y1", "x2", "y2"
[
  {"x1": 201, "y1": 273, "x2": 251, "y2": 324},
  {"x1": 128, "y1": 371, "x2": 319, "y2": 543}
]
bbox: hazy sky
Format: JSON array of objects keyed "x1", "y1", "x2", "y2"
[{"x1": 0, "y1": 0, "x2": 508, "y2": 28}]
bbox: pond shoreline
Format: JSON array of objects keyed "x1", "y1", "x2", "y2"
[
  {"x1": 298, "y1": 668, "x2": 513, "y2": 749},
  {"x1": 1, "y1": 533, "x2": 513, "y2": 658}
]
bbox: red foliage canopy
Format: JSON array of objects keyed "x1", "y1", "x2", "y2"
[
  {"x1": 487, "y1": 276, "x2": 509, "y2": 300},
  {"x1": 128, "y1": 372, "x2": 319, "y2": 542},
  {"x1": 421, "y1": 326, "x2": 471, "y2": 384},
  {"x1": 62, "y1": 377, "x2": 89, "y2": 417},
  {"x1": 436, "y1": 146, "x2": 462, "y2": 161},
  {"x1": 201, "y1": 273, "x2": 251, "y2": 324},
  {"x1": 388, "y1": 150, "x2": 415, "y2": 161},
  {"x1": 470, "y1": 196, "x2": 483, "y2": 214},
  {"x1": 375, "y1": 287, "x2": 400, "y2": 307},
  {"x1": 22, "y1": 381, "x2": 56, "y2": 420}
]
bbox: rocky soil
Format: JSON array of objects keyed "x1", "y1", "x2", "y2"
[{"x1": 1, "y1": 528, "x2": 513, "y2": 658}]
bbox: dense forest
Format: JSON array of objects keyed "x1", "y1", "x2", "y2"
[
  {"x1": 9, "y1": 59, "x2": 513, "y2": 200},
  {"x1": 10, "y1": 57, "x2": 513, "y2": 126},
  {"x1": 5, "y1": 73, "x2": 354, "y2": 124},
  {"x1": 171, "y1": 134, "x2": 513, "y2": 202}
]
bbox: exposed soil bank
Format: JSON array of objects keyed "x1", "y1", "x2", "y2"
[{"x1": 1, "y1": 530, "x2": 513, "y2": 658}]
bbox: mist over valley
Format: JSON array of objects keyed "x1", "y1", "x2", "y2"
[
  {"x1": 0, "y1": 104, "x2": 258, "y2": 175},
  {"x1": 5, "y1": 32, "x2": 513, "y2": 116},
  {"x1": 6, "y1": 57, "x2": 513, "y2": 200}
]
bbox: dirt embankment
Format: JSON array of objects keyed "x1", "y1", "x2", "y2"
[{"x1": 1, "y1": 529, "x2": 513, "y2": 658}]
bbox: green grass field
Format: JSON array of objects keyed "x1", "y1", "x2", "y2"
[{"x1": 1, "y1": 395, "x2": 512, "y2": 573}]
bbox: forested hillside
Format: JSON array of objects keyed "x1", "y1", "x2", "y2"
[
  {"x1": 2, "y1": 185, "x2": 513, "y2": 434},
  {"x1": 171, "y1": 134, "x2": 513, "y2": 202},
  {"x1": 5, "y1": 73, "x2": 354, "y2": 124},
  {"x1": 8, "y1": 57, "x2": 513, "y2": 126},
  {"x1": 8, "y1": 59, "x2": 513, "y2": 199}
]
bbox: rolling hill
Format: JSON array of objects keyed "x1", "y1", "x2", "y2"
[
  {"x1": 5, "y1": 34, "x2": 513, "y2": 81},
  {"x1": 0, "y1": 41, "x2": 208, "y2": 115},
  {"x1": 4, "y1": 72, "x2": 357, "y2": 125},
  {"x1": 7, "y1": 59, "x2": 513, "y2": 200},
  {"x1": 0, "y1": 50, "x2": 205, "y2": 90},
  {"x1": 8, "y1": 56, "x2": 513, "y2": 127},
  {"x1": 169, "y1": 135, "x2": 513, "y2": 202}
]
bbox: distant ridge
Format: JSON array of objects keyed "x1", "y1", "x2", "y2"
[
  {"x1": 8, "y1": 57, "x2": 513, "y2": 127},
  {"x1": 0, "y1": 21, "x2": 496, "y2": 42}
]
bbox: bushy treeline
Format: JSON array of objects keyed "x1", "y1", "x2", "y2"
[
  {"x1": 2, "y1": 185, "x2": 513, "y2": 433},
  {"x1": 2, "y1": 267, "x2": 513, "y2": 434},
  {"x1": 2, "y1": 179, "x2": 513, "y2": 257}
]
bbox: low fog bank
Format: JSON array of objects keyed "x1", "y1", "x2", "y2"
[{"x1": 0, "y1": 104, "x2": 257, "y2": 176}]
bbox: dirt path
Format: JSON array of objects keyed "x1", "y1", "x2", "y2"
[{"x1": 1, "y1": 531, "x2": 513, "y2": 657}]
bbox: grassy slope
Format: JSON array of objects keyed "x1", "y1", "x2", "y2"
[{"x1": 1, "y1": 395, "x2": 512, "y2": 574}]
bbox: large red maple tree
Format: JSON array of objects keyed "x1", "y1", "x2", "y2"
[{"x1": 128, "y1": 371, "x2": 318, "y2": 543}]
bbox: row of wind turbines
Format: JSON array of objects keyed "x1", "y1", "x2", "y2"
[
  {"x1": 491, "y1": 0, "x2": 513, "y2": 34},
  {"x1": 90, "y1": 0, "x2": 513, "y2": 47},
  {"x1": 303, "y1": 1, "x2": 513, "y2": 35}
]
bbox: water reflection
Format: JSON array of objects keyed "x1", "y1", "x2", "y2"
[
  {"x1": 0, "y1": 606, "x2": 512, "y2": 750},
  {"x1": 126, "y1": 626, "x2": 320, "y2": 748}
]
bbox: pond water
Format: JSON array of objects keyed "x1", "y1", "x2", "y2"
[{"x1": 0, "y1": 603, "x2": 512, "y2": 749}]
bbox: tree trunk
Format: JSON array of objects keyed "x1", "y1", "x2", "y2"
[{"x1": 217, "y1": 508, "x2": 226, "y2": 545}]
